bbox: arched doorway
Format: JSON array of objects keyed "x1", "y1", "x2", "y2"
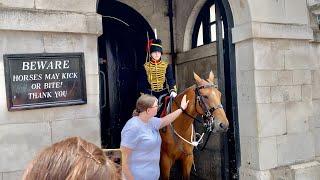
[
  {"x1": 97, "y1": 1, "x2": 154, "y2": 148},
  {"x1": 182, "y1": 0, "x2": 239, "y2": 179}
]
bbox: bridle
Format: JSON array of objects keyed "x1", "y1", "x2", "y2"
[
  {"x1": 171, "y1": 84, "x2": 225, "y2": 149},
  {"x1": 195, "y1": 84, "x2": 224, "y2": 124},
  {"x1": 174, "y1": 84, "x2": 224, "y2": 132}
]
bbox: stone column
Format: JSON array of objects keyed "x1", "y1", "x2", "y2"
[
  {"x1": 232, "y1": 0, "x2": 320, "y2": 179},
  {"x1": 308, "y1": 0, "x2": 320, "y2": 41}
]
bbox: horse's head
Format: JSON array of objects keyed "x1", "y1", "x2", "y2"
[{"x1": 193, "y1": 71, "x2": 229, "y2": 132}]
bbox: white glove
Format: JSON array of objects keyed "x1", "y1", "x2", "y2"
[{"x1": 170, "y1": 91, "x2": 177, "y2": 98}]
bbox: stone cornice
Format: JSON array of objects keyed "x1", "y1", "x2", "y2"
[
  {"x1": 0, "y1": 8, "x2": 102, "y2": 35},
  {"x1": 232, "y1": 22, "x2": 313, "y2": 43},
  {"x1": 307, "y1": 0, "x2": 320, "y2": 41},
  {"x1": 308, "y1": 0, "x2": 320, "y2": 15}
]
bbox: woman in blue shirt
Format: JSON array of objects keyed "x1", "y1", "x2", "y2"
[{"x1": 121, "y1": 94, "x2": 189, "y2": 180}]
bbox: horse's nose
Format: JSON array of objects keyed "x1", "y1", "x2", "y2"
[{"x1": 219, "y1": 123, "x2": 228, "y2": 130}]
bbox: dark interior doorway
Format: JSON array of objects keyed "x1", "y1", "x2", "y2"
[{"x1": 97, "y1": 1, "x2": 154, "y2": 148}]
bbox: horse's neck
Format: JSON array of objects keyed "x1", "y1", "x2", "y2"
[{"x1": 172, "y1": 88, "x2": 199, "y2": 136}]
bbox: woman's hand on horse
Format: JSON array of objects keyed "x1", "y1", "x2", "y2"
[{"x1": 180, "y1": 95, "x2": 189, "y2": 110}]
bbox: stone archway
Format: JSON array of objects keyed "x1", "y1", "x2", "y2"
[
  {"x1": 182, "y1": 0, "x2": 252, "y2": 52},
  {"x1": 180, "y1": 0, "x2": 255, "y2": 179},
  {"x1": 97, "y1": 1, "x2": 155, "y2": 148},
  {"x1": 179, "y1": 0, "x2": 253, "y2": 179},
  {"x1": 183, "y1": 0, "x2": 207, "y2": 52}
]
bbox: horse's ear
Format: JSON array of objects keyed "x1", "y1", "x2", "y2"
[
  {"x1": 207, "y1": 71, "x2": 215, "y2": 83},
  {"x1": 193, "y1": 72, "x2": 202, "y2": 84}
]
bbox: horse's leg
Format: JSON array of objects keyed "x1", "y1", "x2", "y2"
[
  {"x1": 181, "y1": 155, "x2": 193, "y2": 180},
  {"x1": 160, "y1": 153, "x2": 173, "y2": 180}
]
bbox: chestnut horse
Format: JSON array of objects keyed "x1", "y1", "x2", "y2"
[{"x1": 159, "y1": 71, "x2": 229, "y2": 179}]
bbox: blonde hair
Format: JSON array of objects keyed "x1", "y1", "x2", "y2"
[
  {"x1": 22, "y1": 137, "x2": 120, "y2": 180},
  {"x1": 132, "y1": 94, "x2": 157, "y2": 116}
]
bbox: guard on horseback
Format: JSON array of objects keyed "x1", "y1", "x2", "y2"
[{"x1": 137, "y1": 38, "x2": 177, "y2": 100}]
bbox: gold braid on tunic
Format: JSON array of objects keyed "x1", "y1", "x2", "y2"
[{"x1": 144, "y1": 60, "x2": 168, "y2": 92}]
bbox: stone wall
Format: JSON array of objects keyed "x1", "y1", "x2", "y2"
[
  {"x1": 237, "y1": 39, "x2": 319, "y2": 177},
  {"x1": 0, "y1": 0, "x2": 101, "y2": 179},
  {"x1": 118, "y1": 0, "x2": 172, "y2": 61},
  {"x1": 175, "y1": 0, "x2": 203, "y2": 52},
  {"x1": 230, "y1": 0, "x2": 320, "y2": 179}
]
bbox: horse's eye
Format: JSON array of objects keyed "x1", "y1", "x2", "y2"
[{"x1": 203, "y1": 95, "x2": 209, "y2": 99}]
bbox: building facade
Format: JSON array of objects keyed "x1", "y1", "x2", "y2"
[{"x1": 0, "y1": 0, "x2": 319, "y2": 179}]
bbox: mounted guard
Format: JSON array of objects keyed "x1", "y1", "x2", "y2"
[{"x1": 137, "y1": 36, "x2": 177, "y2": 100}]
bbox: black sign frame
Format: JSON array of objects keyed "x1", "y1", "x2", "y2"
[{"x1": 4, "y1": 53, "x2": 87, "y2": 111}]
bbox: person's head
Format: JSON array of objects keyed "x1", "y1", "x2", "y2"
[
  {"x1": 149, "y1": 39, "x2": 162, "y2": 61},
  {"x1": 22, "y1": 137, "x2": 119, "y2": 180},
  {"x1": 132, "y1": 94, "x2": 158, "y2": 117}
]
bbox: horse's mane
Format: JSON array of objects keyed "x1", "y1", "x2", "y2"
[
  {"x1": 178, "y1": 85, "x2": 196, "y2": 96},
  {"x1": 178, "y1": 79, "x2": 214, "y2": 97}
]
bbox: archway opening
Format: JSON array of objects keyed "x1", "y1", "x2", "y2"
[
  {"x1": 97, "y1": 1, "x2": 154, "y2": 148},
  {"x1": 187, "y1": 0, "x2": 240, "y2": 179}
]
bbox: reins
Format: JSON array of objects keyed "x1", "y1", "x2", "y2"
[{"x1": 170, "y1": 84, "x2": 223, "y2": 148}]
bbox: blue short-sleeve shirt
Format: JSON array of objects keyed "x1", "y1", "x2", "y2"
[{"x1": 121, "y1": 116, "x2": 162, "y2": 180}]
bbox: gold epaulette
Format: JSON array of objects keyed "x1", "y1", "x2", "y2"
[{"x1": 144, "y1": 61, "x2": 168, "y2": 92}]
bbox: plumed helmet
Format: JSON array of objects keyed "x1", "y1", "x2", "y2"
[{"x1": 148, "y1": 39, "x2": 162, "y2": 53}]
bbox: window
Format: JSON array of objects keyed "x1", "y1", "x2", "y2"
[
  {"x1": 197, "y1": 23, "x2": 204, "y2": 46},
  {"x1": 192, "y1": 1, "x2": 224, "y2": 48}
]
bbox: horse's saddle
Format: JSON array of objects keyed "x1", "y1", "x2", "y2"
[
  {"x1": 158, "y1": 95, "x2": 175, "y2": 133},
  {"x1": 158, "y1": 95, "x2": 173, "y2": 118}
]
